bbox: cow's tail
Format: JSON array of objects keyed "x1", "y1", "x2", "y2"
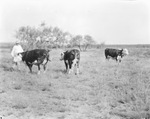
[
  {"x1": 47, "y1": 49, "x2": 52, "y2": 61},
  {"x1": 48, "y1": 58, "x2": 51, "y2": 61},
  {"x1": 46, "y1": 53, "x2": 52, "y2": 61}
]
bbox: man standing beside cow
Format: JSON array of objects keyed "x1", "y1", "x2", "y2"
[
  {"x1": 11, "y1": 40, "x2": 51, "y2": 74},
  {"x1": 18, "y1": 49, "x2": 51, "y2": 74},
  {"x1": 10, "y1": 40, "x2": 128, "y2": 75}
]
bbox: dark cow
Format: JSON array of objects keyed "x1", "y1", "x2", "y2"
[
  {"x1": 105, "y1": 48, "x2": 129, "y2": 62},
  {"x1": 60, "y1": 49, "x2": 80, "y2": 75},
  {"x1": 18, "y1": 49, "x2": 51, "y2": 74}
]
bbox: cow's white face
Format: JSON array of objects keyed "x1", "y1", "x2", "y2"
[
  {"x1": 18, "y1": 53, "x2": 23, "y2": 58},
  {"x1": 14, "y1": 54, "x2": 22, "y2": 62},
  {"x1": 122, "y1": 49, "x2": 129, "y2": 56},
  {"x1": 60, "y1": 52, "x2": 65, "y2": 60}
]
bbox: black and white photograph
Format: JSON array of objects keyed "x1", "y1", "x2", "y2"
[{"x1": 0, "y1": 0, "x2": 150, "y2": 118}]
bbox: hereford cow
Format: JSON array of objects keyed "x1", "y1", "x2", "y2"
[
  {"x1": 18, "y1": 49, "x2": 51, "y2": 74},
  {"x1": 60, "y1": 49, "x2": 80, "y2": 75},
  {"x1": 105, "y1": 48, "x2": 129, "y2": 62}
]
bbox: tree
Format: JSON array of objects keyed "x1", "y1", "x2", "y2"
[
  {"x1": 15, "y1": 26, "x2": 39, "y2": 50},
  {"x1": 62, "y1": 32, "x2": 72, "y2": 47},
  {"x1": 97, "y1": 41, "x2": 105, "y2": 49},
  {"x1": 15, "y1": 22, "x2": 96, "y2": 50},
  {"x1": 83, "y1": 35, "x2": 95, "y2": 51},
  {"x1": 51, "y1": 27, "x2": 65, "y2": 47},
  {"x1": 69, "y1": 35, "x2": 83, "y2": 51}
]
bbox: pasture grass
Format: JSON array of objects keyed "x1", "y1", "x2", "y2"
[{"x1": 0, "y1": 45, "x2": 150, "y2": 119}]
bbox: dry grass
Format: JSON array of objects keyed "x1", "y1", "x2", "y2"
[{"x1": 0, "y1": 46, "x2": 150, "y2": 119}]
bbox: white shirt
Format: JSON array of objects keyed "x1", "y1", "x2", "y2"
[{"x1": 11, "y1": 44, "x2": 24, "y2": 57}]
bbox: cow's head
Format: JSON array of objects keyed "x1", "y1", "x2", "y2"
[
  {"x1": 60, "y1": 51, "x2": 65, "y2": 61},
  {"x1": 122, "y1": 48, "x2": 129, "y2": 56},
  {"x1": 17, "y1": 52, "x2": 27, "y2": 62},
  {"x1": 15, "y1": 52, "x2": 24, "y2": 62}
]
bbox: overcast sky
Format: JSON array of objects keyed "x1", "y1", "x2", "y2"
[{"x1": 0, "y1": 0, "x2": 150, "y2": 44}]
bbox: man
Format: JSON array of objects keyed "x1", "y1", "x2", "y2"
[{"x1": 11, "y1": 40, "x2": 24, "y2": 70}]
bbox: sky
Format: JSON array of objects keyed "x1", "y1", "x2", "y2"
[{"x1": 0, "y1": 0, "x2": 150, "y2": 44}]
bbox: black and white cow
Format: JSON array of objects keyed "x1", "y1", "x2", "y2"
[
  {"x1": 105, "y1": 48, "x2": 129, "y2": 62},
  {"x1": 18, "y1": 49, "x2": 51, "y2": 74},
  {"x1": 60, "y1": 49, "x2": 80, "y2": 75}
]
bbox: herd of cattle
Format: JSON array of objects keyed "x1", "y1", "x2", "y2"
[{"x1": 16, "y1": 48, "x2": 129, "y2": 74}]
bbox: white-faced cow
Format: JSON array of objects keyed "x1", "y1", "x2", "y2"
[
  {"x1": 18, "y1": 49, "x2": 51, "y2": 74},
  {"x1": 60, "y1": 49, "x2": 80, "y2": 75},
  {"x1": 105, "y1": 48, "x2": 129, "y2": 62}
]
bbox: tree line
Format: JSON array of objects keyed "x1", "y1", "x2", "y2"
[{"x1": 15, "y1": 22, "x2": 96, "y2": 51}]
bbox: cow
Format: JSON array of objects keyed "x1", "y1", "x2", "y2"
[
  {"x1": 105, "y1": 48, "x2": 129, "y2": 62},
  {"x1": 18, "y1": 49, "x2": 51, "y2": 74},
  {"x1": 60, "y1": 49, "x2": 80, "y2": 75}
]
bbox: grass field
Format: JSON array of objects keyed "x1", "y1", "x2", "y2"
[{"x1": 0, "y1": 44, "x2": 150, "y2": 119}]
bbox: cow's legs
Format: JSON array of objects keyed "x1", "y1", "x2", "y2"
[
  {"x1": 75, "y1": 60, "x2": 80, "y2": 75},
  {"x1": 71, "y1": 59, "x2": 75, "y2": 73},
  {"x1": 71, "y1": 59, "x2": 78, "y2": 74},
  {"x1": 105, "y1": 54, "x2": 108, "y2": 59},
  {"x1": 43, "y1": 64, "x2": 47, "y2": 73},
  {"x1": 37, "y1": 65, "x2": 41, "y2": 75},
  {"x1": 43, "y1": 61, "x2": 48, "y2": 73},
  {"x1": 115, "y1": 57, "x2": 118, "y2": 62},
  {"x1": 116, "y1": 56, "x2": 122, "y2": 63},
  {"x1": 105, "y1": 55, "x2": 110, "y2": 61},
  {"x1": 27, "y1": 64, "x2": 33, "y2": 73},
  {"x1": 68, "y1": 60, "x2": 72, "y2": 74},
  {"x1": 64, "y1": 60, "x2": 68, "y2": 73},
  {"x1": 117, "y1": 56, "x2": 122, "y2": 62}
]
